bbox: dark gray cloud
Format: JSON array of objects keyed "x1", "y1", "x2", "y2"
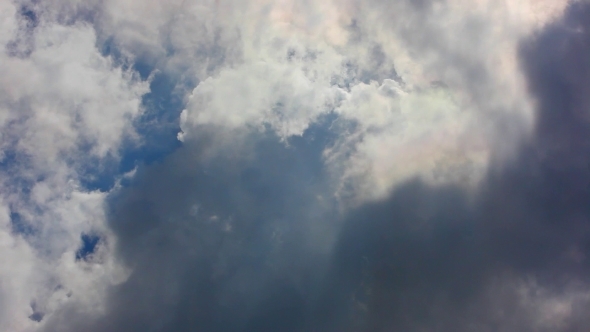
[
  {"x1": 315, "y1": 4, "x2": 590, "y2": 330},
  {"x1": 42, "y1": 2, "x2": 590, "y2": 331},
  {"x1": 43, "y1": 119, "x2": 340, "y2": 331}
]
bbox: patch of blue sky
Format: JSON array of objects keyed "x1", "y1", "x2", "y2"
[
  {"x1": 28, "y1": 301, "x2": 44, "y2": 322},
  {"x1": 9, "y1": 211, "x2": 35, "y2": 237},
  {"x1": 80, "y1": 41, "x2": 188, "y2": 192},
  {"x1": 75, "y1": 233, "x2": 101, "y2": 261}
]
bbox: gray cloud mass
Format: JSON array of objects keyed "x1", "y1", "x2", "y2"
[{"x1": 38, "y1": 3, "x2": 590, "y2": 331}]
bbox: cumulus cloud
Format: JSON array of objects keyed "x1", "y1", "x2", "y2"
[
  {"x1": 0, "y1": 1, "x2": 146, "y2": 330},
  {"x1": 174, "y1": 0, "x2": 570, "y2": 201},
  {"x1": 2, "y1": 0, "x2": 590, "y2": 331}
]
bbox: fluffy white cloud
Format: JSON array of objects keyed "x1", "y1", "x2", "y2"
[
  {"x1": 175, "y1": 0, "x2": 570, "y2": 201},
  {"x1": 0, "y1": 1, "x2": 146, "y2": 329},
  {"x1": 327, "y1": 80, "x2": 489, "y2": 200}
]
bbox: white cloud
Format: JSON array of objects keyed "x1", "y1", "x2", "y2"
[
  {"x1": 0, "y1": 1, "x2": 146, "y2": 329},
  {"x1": 327, "y1": 80, "x2": 489, "y2": 201},
  {"x1": 180, "y1": 52, "x2": 344, "y2": 141},
  {"x1": 174, "y1": 0, "x2": 569, "y2": 201},
  {"x1": 0, "y1": 199, "x2": 37, "y2": 332}
]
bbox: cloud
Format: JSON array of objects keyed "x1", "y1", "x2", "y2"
[
  {"x1": 41, "y1": 124, "x2": 338, "y2": 331},
  {"x1": 304, "y1": 3, "x2": 590, "y2": 329},
  {"x1": 3, "y1": 0, "x2": 590, "y2": 331},
  {"x1": 174, "y1": 0, "x2": 570, "y2": 201},
  {"x1": 0, "y1": 1, "x2": 146, "y2": 330}
]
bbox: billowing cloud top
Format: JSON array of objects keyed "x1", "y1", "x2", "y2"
[{"x1": 2, "y1": 0, "x2": 590, "y2": 331}]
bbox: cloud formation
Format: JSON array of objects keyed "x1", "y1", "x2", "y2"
[
  {"x1": 0, "y1": 1, "x2": 147, "y2": 330},
  {"x1": 2, "y1": 0, "x2": 590, "y2": 331}
]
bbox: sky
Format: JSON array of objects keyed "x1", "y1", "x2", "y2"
[{"x1": 1, "y1": 0, "x2": 590, "y2": 331}]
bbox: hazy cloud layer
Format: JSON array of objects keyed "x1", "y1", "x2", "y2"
[{"x1": 2, "y1": 0, "x2": 590, "y2": 331}]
